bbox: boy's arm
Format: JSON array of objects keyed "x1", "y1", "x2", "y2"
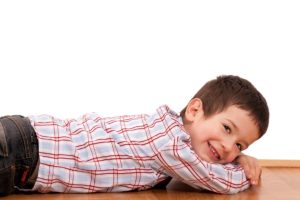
[{"x1": 154, "y1": 139, "x2": 250, "y2": 194}]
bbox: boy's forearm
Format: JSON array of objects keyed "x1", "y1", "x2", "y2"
[
  {"x1": 180, "y1": 162, "x2": 250, "y2": 194},
  {"x1": 156, "y1": 142, "x2": 251, "y2": 194}
]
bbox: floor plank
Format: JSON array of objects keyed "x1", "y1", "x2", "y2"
[{"x1": 2, "y1": 167, "x2": 300, "y2": 200}]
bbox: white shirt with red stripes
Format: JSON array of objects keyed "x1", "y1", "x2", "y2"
[{"x1": 28, "y1": 105, "x2": 250, "y2": 194}]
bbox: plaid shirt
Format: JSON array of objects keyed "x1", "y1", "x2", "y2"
[{"x1": 28, "y1": 105, "x2": 250, "y2": 194}]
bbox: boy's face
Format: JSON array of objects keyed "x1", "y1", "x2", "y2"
[{"x1": 183, "y1": 98, "x2": 260, "y2": 164}]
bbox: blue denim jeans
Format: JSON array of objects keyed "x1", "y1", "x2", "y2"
[{"x1": 0, "y1": 115, "x2": 38, "y2": 196}]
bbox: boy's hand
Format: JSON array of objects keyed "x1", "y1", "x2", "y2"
[{"x1": 235, "y1": 154, "x2": 261, "y2": 185}]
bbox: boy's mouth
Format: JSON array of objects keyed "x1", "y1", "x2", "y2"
[{"x1": 208, "y1": 142, "x2": 221, "y2": 161}]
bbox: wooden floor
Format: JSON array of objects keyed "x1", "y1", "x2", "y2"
[{"x1": 2, "y1": 166, "x2": 300, "y2": 200}]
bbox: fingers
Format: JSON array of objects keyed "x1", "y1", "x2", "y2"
[
  {"x1": 249, "y1": 159, "x2": 262, "y2": 185},
  {"x1": 242, "y1": 157, "x2": 261, "y2": 185},
  {"x1": 236, "y1": 154, "x2": 262, "y2": 186}
]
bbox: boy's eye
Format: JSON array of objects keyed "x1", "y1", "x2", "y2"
[
  {"x1": 236, "y1": 143, "x2": 242, "y2": 151},
  {"x1": 223, "y1": 125, "x2": 231, "y2": 133}
]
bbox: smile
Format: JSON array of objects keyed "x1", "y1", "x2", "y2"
[{"x1": 208, "y1": 142, "x2": 221, "y2": 160}]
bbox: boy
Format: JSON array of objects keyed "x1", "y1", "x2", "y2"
[{"x1": 0, "y1": 75, "x2": 269, "y2": 196}]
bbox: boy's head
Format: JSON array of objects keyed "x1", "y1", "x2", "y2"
[
  {"x1": 180, "y1": 75, "x2": 269, "y2": 137},
  {"x1": 180, "y1": 75, "x2": 269, "y2": 164}
]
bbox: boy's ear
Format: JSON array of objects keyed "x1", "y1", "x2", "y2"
[{"x1": 184, "y1": 98, "x2": 203, "y2": 122}]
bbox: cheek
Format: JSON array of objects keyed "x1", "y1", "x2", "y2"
[
  {"x1": 189, "y1": 123, "x2": 222, "y2": 144},
  {"x1": 224, "y1": 152, "x2": 240, "y2": 163},
  {"x1": 200, "y1": 125, "x2": 221, "y2": 140}
]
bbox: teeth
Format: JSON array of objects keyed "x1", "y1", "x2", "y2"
[{"x1": 209, "y1": 143, "x2": 220, "y2": 160}]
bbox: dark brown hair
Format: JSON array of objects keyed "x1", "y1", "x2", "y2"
[{"x1": 180, "y1": 75, "x2": 269, "y2": 137}]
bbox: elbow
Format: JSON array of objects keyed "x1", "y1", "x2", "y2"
[
  {"x1": 217, "y1": 182, "x2": 251, "y2": 194},
  {"x1": 190, "y1": 179, "x2": 250, "y2": 194}
]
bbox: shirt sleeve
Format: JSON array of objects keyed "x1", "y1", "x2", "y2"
[{"x1": 154, "y1": 137, "x2": 250, "y2": 194}]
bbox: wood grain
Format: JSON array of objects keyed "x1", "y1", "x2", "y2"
[{"x1": 259, "y1": 159, "x2": 300, "y2": 167}]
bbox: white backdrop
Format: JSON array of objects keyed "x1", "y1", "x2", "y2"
[{"x1": 1, "y1": 1, "x2": 299, "y2": 159}]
